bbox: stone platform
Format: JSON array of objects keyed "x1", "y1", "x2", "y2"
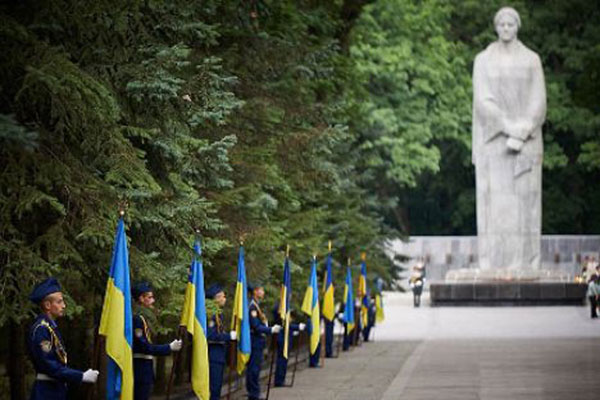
[
  {"x1": 430, "y1": 282, "x2": 588, "y2": 306},
  {"x1": 386, "y1": 235, "x2": 600, "y2": 283}
]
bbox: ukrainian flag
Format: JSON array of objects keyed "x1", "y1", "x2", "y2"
[
  {"x1": 375, "y1": 276, "x2": 385, "y2": 323},
  {"x1": 375, "y1": 293, "x2": 385, "y2": 323},
  {"x1": 362, "y1": 287, "x2": 370, "y2": 328},
  {"x1": 322, "y1": 246, "x2": 335, "y2": 322},
  {"x1": 343, "y1": 265, "x2": 355, "y2": 333},
  {"x1": 179, "y1": 241, "x2": 210, "y2": 400},
  {"x1": 359, "y1": 253, "x2": 368, "y2": 327},
  {"x1": 301, "y1": 256, "x2": 320, "y2": 355},
  {"x1": 99, "y1": 218, "x2": 133, "y2": 400},
  {"x1": 278, "y1": 253, "x2": 292, "y2": 359},
  {"x1": 231, "y1": 246, "x2": 251, "y2": 374}
]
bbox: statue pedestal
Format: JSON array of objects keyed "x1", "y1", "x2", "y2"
[
  {"x1": 430, "y1": 281, "x2": 587, "y2": 306},
  {"x1": 430, "y1": 267, "x2": 587, "y2": 306}
]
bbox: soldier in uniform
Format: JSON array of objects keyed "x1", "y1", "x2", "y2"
[
  {"x1": 205, "y1": 284, "x2": 236, "y2": 400},
  {"x1": 27, "y1": 277, "x2": 99, "y2": 400},
  {"x1": 246, "y1": 283, "x2": 281, "y2": 400},
  {"x1": 362, "y1": 296, "x2": 377, "y2": 342},
  {"x1": 338, "y1": 309, "x2": 351, "y2": 351},
  {"x1": 409, "y1": 261, "x2": 426, "y2": 307},
  {"x1": 131, "y1": 282, "x2": 182, "y2": 400},
  {"x1": 271, "y1": 301, "x2": 305, "y2": 387}
]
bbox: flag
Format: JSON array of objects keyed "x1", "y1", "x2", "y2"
[
  {"x1": 99, "y1": 218, "x2": 133, "y2": 400},
  {"x1": 362, "y1": 287, "x2": 370, "y2": 328},
  {"x1": 231, "y1": 246, "x2": 251, "y2": 374},
  {"x1": 179, "y1": 241, "x2": 210, "y2": 400},
  {"x1": 301, "y1": 256, "x2": 320, "y2": 355},
  {"x1": 278, "y1": 253, "x2": 292, "y2": 359},
  {"x1": 322, "y1": 249, "x2": 335, "y2": 322},
  {"x1": 342, "y1": 265, "x2": 355, "y2": 332},
  {"x1": 375, "y1": 276, "x2": 385, "y2": 323},
  {"x1": 358, "y1": 253, "x2": 368, "y2": 327},
  {"x1": 375, "y1": 293, "x2": 385, "y2": 323}
]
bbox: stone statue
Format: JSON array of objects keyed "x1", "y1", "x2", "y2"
[{"x1": 472, "y1": 7, "x2": 546, "y2": 270}]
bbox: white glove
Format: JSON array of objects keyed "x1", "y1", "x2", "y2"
[
  {"x1": 169, "y1": 339, "x2": 183, "y2": 352},
  {"x1": 229, "y1": 330, "x2": 237, "y2": 341},
  {"x1": 298, "y1": 323, "x2": 306, "y2": 331},
  {"x1": 82, "y1": 369, "x2": 99, "y2": 383},
  {"x1": 338, "y1": 313, "x2": 344, "y2": 320},
  {"x1": 271, "y1": 325, "x2": 282, "y2": 334},
  {"x1": 293, "y1": 331, "x2": 300, "y2": 337}
]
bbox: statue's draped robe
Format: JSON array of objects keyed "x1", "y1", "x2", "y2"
[{"x1": 472, "y1": 40, "x2": 546, "y2": 270}]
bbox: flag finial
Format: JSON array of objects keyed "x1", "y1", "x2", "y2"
[
  {"x1": 328, "y1": 240, "x2": 332, "y2": 252},
  {"x1": 286, "y1": 244, "x2": 290, "y2": 257},
  {"x1": 361, "y1": 252, "x2": 366, "y2": 261},
  {"x1": 118, "y1": 199, "x2": 128, "y2": 216}
]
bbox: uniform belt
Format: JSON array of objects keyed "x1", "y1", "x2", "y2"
[
  {"x1": 36, "y1": 373, "x2": 56, "y2": 381},
  {"x1": 133, "y1": 354, "x2": 154, "y2": 360}
]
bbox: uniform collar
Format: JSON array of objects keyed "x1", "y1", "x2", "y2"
[
  {"x1": 39, "y1": 313, "x2": 57, "y2": 328},
  {"x1": 251, "y1": 297, "x2": 261, "y2": 305}
]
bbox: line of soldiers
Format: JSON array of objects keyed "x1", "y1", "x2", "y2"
[{"x1": 27, "y1": 277, "x2": 378, "y2": 400}]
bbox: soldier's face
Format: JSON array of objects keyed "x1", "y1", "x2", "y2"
[
  {"x1": 254, "y1": 287, "x2": 264, "y2": 300},
  {"x1": 495, "y1": 14, "x2": 518, "y2": 43},
  {"x1": 44, "y1": 292, "x2": 66, "y2": 319},
  {"x1": 214, "y1": 291, "x2": 226, "y2": 307},
  {"x1": 140, "y1": 292, "x2": 155, "y2": 308}
]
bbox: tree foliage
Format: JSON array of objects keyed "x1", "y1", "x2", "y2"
[{"x1": 0, "y1": 0, "x2": 397, "y2": 363}]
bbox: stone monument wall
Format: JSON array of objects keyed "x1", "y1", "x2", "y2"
[{"x1": 387, "y1": 235, "x2": 600, "y2": 284}]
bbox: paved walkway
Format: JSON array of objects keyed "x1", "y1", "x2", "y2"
[
  {"x1": 269, "y1": 291, "x2": 600, "y2": 400},
  {"x1": 377, "y1": 290, "x2": 600, "y2": 340}
]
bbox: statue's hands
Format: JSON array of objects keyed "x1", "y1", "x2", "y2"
[
  {"x1": 506, "y1": 137, "x2": 524, "y2": 152},
  {"x1": 503, "y1": 120, "x2": 531, "y2": 141}
]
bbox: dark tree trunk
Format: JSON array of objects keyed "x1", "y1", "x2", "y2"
[{"x1": 337, "y1": 0, "x2": 376, "y2": 51}]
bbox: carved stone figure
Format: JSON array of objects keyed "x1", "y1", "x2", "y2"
[{"x1": 472, "y1": 7, "x2": 546, "y2": 269}]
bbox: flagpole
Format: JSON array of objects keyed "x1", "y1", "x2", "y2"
[
  {"x1": 265, "y1": 336, "x2": 277, "y2": 400},
  {"x1": 86, "y1": 324, "x2": 103, "y2": 400},
  {"x1": 89, "y1": 207, "x2": 122, "y2": 400},
  {"x1": 320, "y1": 328, "x2": 325, "y2": 367},
  {"x1": 289, "y1": 331, "x2": 301, "y2": 387},
  {"x1": 317, "y1": 251, "x2": 325, "y2": 368},
  {"x1": 335, "y1": 323, "x2": 343, "y2": 356},
  {"x1": 166, "y1": 325, "x2": 186, "y2": 400},
  {"x1": 226, "y1": 339, "x2": 236, "y2": 400},
  {"x1": 167, "y1": 230, "x2": 199, "y2": 400},
  {"x1": 98, "y1": 206, "x2": 135, "y2": 400}
]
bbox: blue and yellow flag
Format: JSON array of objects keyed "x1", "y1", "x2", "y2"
[
  {"x1": 375, "y1": 276, "x2": 385, "y2": 323},
  {"x1": 99, "y1": 218, "x2": 133, "y2": 400},
  {"x1": 302, "y1": 256, "x2": 320, "y2": 355},
  {"x1": 278, "y1": 250, "x2": 292, "y2": 358},
  {"x1": 342, "y1": 263, "x2": 355, "y2": 333},
  {"x1": 375, "y1": 293, "x2": 385, "y2": 323},
  {"x1": 359, "y1": 253, "x2": 368, "y2": 327},
  {"x1": 322, "y1": 242, "x2": 335, "y2": 322},
  {"x1": 362, "y1": 287, "x2": 371, "y2": 328},
  {"x1": 179, "y1": 241, "x2": 210, "y2": 400},
  {"x1": 231, "y1": 246, "x2": 251, "y2": 374}
]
